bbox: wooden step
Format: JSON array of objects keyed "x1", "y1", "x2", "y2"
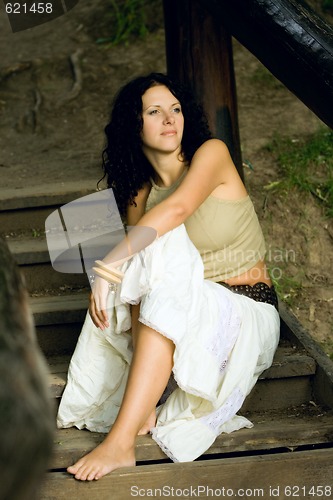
[
  {"x1": 8, "y1": 237, "x2": 90, "y2": 293},
  {"x1": 30, "y1": 294, "x2": 89, "y2": 356},
  {"x1": 7, "y1": 236, "x2": 89, "y2": 294},
  {"x1": 0, "y1": 181, "x2": 96, "y2": 235},
  {"x1": 31, "y1": 293, "x2": 89, "y2": 326},
  {"x1": 41, "y1": 447, "x2": 333, "y2": 500},
  {"x1": 47, "y1": 341, "x2": 317, "y2": 413},
  {"x1": 40, "y1": 304, "x2": 333, "y2": 499},
  {"x1": 42, "y1": 304, "x2": 333, "y2": 499},
  {"x1": 50, "y1": 408, "x2": 333, "y2": 468}
]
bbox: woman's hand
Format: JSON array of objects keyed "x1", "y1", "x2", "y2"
[{"x1": 89, "y1": 276, "x2": 110, "y2": 330}]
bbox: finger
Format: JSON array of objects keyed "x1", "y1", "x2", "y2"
[
  {"x1": 100, "y1": 309, "x2": 109, "y2": 326},
  {"x1": 95, "y1": 307, "x2": 109, "y2": 329},
  {"x1": 89, "y1": 294, "x2": 106, "y2": 330}
]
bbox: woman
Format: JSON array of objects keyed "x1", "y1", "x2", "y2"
[{"x1": 58, "y1": 73, "x2": 280, "y2": 481}]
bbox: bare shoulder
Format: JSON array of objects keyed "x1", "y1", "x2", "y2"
[
  {"x1": 194, "y1": 138, "x2": 231, "y2": 158},
  {"x1": 190, "y1": 138, "x2": 236, "y2": 180},
  {"x1": 191, "y1": 139, "x2": 246, "y2": 198},
  {"x1": 191, "y1": 139, "x2": 234, "y2": 173}
]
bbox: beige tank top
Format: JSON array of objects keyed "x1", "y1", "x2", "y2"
[{"x1": 145, "y1": 171, "x2": 266, "y2": 282}]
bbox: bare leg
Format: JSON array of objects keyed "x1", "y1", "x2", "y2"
[
  {"x1": 67, "y1": 322, "x2": 174, "y2": 480},
  {"x1": 131, "y1": 304, "x2": 158, "y2": 435},
  {"x1": 137, "y1": 408, "x2": 157, "y2": 435}
]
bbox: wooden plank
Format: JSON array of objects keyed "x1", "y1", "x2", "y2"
[
  {"x1": 0, "y1": 180, "x2": 95, "y2": 211},
  {"x1": 49, "y1": 373, "x2": 67, "y2": 398},
  {"x1": 242, "y1": 377, "x2": 312, "y2": 412},
  {"x1": 0, "y1": 182, "x2": 96, "y2": 235},
  {"x1": 280, "y1": 302, "x2": 333, "y2": 409},
  {"x1": 37, "y1": 324, "x2": 82, "y2": 357},
  {"x1": 261, "y1": 352, "x2": 316, "y2": 380},
  {"x1": 50, "y1": 370, "x2": 313, "y2": 405},
  {"x1": 48, "y1": 347, "x2": 316, "y2": 399},
  {"x1": 197, "y1": 0, "x2": 333, "y2": 130},
  {"x1": 30, "y1": 294, "x2": 89, "y2": 326},
  {"x1": 40, "y1": 449, "x2": 333, "y2": 499},
  {"x1": 50, "y1": 412, "x2": 333, "y2": 469}
]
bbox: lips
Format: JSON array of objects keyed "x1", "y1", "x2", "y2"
[{"x1": 161, "y1": 130, "x2": 177, "y2": 136}]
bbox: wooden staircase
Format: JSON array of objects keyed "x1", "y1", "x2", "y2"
[{"x1": 2, "y1": 185, "x2": 333, "y2": 499}]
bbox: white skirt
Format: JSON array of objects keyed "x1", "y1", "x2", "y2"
[{"x1": 57, "y1": 225, "x2": 280, "y2": 462}]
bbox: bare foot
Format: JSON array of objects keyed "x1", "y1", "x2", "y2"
[
  {"x1": 137, "y1": 408, "x2": 157, "y2": 435},
  {"x1": 67, "y1": 439, "x2": 135, "y2": 481}
]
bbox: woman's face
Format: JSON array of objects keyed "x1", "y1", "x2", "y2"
[{"x1": 141, "y1": 85, "x2": 184, "y2": 156}]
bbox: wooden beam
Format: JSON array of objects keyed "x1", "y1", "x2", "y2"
[
  {"x1": 197, "y1": 0, "x2": 333, "y2": 129},
  {"x1": 41, "y1": 449, "x2": 333, "y2": 499},
  {"x1": 163, "y1": 0, "x2": 243, "y2": 179},
  {"x1": 51, "y1": 413, "x2": 333, "y2": 469}
]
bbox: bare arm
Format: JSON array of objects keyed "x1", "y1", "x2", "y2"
[
  {"x1": 90, "y1": 139, "x2": 241, "y2": 326},
  {"x1": 100, "y1": 139, "x2": 242, "y2": 266}
]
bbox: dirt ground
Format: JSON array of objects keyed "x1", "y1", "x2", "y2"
[{"x1": 0, "y1": 1, "x2": 332, "y2": 356}]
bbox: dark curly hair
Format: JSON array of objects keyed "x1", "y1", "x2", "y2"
[{"x1": 100, "y1": 73, "x2": 212, "y2": 220}]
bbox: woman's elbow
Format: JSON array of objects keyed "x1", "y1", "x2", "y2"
[{"x1": 170, "y1": 202, "x2": 191, "y2": 224}]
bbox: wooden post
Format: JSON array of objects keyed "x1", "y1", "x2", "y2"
[{"x1": 163, "y1": 0, "x2": 244, "y2": 180}]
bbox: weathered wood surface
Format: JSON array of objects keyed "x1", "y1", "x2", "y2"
[
  {"x1": 196, "y1": 0, "x2": 333, "y2": 129},
  {"x1": 280, "y1": 302, "x2": 333, "y2": 409},
  {"x1": 0, "y1": 181, "x2": 95, "y2": 235},
  {"x1": 42, "y1": 301, "x2": 333, "y2": 499},
  {"x1": 41, "y1": 449, "x2": 333, "y2": 500},
  {"x1": 47, "y1": 344, "x2": 316, "y2": 399},
  {"x1": 51, "y1": 412, "x2": 333, "y2": 469},
  {"x1": 163, "y1": 0, "x2": 243, "y2": 178}
]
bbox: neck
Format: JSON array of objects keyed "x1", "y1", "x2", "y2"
[{"x1": 143, "y1": 148, "x2": 187, "y2": 187}]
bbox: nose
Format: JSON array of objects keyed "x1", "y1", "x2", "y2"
[{"x1": 163, "y1": 112, "x2": 175, "y2": 125}]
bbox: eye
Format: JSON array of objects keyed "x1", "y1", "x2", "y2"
[
  {"x1": 148, "y1": 109, "x2": 159, "y2": 115},
  {"x1": 172, "y1": 107, "x2": 182, "y2": 113}
]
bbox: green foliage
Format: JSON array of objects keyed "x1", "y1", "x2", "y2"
[
  {"x1": 250, "y1": 66, "x2": 283, "y2": 90},
  {"x1": 321, "y1": 0, "x2": 333, "y2": 12},
  {"x1": 95, "y1": 0, "x2": 161, "y2": 46},
  {"x1": 31, "y1": 228, "x2": 42, "y2": 238},
  {"x1": 270, "y1": 271, "x2": 303, "y2": 307},
  {"x1": 264, "y1": 127, "x2": 333, "y2": 217}
]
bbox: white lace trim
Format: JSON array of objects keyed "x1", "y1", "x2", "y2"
[
  {"x1": 151, "y1": 428, "x2": 179, "y2": 463},
  {"x1": 205, "y1": 291, "x2": 241, "y2": 372},
  {"x1": 199, "y1": 387, "x2": 245, "y2": 436}
]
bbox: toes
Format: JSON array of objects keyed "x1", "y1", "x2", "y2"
[
  {"x1": 67, "y1": 462, "x2": 89, "y2": 481},
  {"x1": 87, "y1": 469, "x2": 100, "y2": 481},
  {"x1": 67, "y1": 463, "x2": 80, "y2": 475},
  {"x1": 75, "y1": 467, "x2": 89, "y2": 481},
  {"x1": 69, "y1": 461, "x2": 102, "y2": 481}
]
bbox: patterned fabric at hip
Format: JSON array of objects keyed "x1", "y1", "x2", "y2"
[{"x1": 219, "y1": 282, "x2": 279, "y2": 310}]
